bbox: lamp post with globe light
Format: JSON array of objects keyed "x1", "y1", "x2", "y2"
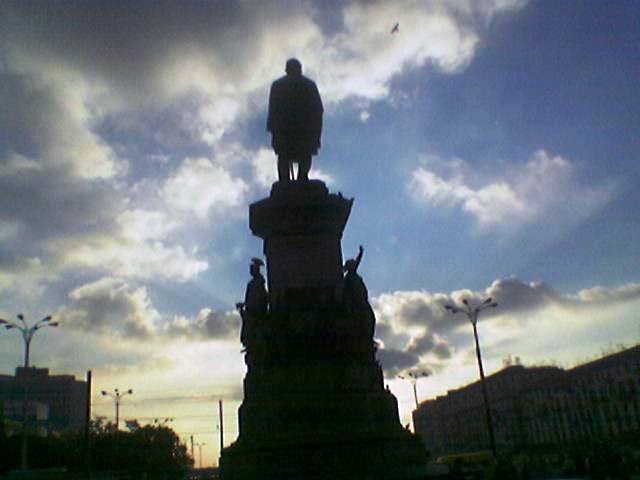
[
  {"x1": 0, "y1": 313, "x2": 57, "y2": 470},
  {"x1": 397, "y1": 371, "x2": 430, "y2": 409},
  {"x1": 444, "y1": 297, "x2": 498, "y2": 458},
  {"x1": 195, "y1": 442, "x2": 207, "y2": 468},
  {"x1": 101, "y1": 388, "x2": 133, "y2": 430},
  {"x1": 0, "y1": 314, "x2": 59, "y2": 368}
]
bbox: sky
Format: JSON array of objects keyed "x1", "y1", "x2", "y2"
[{"x1": 1, "y1": 0, "x2": 639, "y2": 467}]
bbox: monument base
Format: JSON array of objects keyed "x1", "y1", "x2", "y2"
[
  {"x1": 221, "y1": 434, "x2": 427, "y2": 480},
  {"x1": 221, "y1": 307, "x2": 429, "y2": 479}
]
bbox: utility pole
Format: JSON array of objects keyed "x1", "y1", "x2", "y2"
[
  {"x1": 85, "y1": 370, "x2": 92, "y2": 473},
  {"x1": 218, "y1": 399, "x2": 224, "y2": 453},
  {"x1": 445, "y1": 297, "x2": 498, "y2": 458},
  {"x1": 190, "y1": 435, "x2": 195, "y2": 463}
]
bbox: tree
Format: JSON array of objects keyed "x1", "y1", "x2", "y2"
[{"x1": 0, "y1": 418, "x2": 192, "y2": 478}]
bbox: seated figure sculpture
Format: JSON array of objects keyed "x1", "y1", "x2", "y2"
[
  {"x1": 267, "y1": 58, "x2": 323, "y2": 182},
  {"x1": 343, "y1": 246, "x2": 376, "y2": 346},
  {"x1": 239, "y1": 258, "x2": 269, "y2": 348}
]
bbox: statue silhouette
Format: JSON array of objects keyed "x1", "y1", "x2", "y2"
[
  {"x1": 239, "y1": 258, "x2": 269, "y2": 347},
  {"x1": 343, "y1": 245, "x2": 375, "y2": 344},
  {"x1": 267, "y1": 58, "x2": 323, "y2": 182}
]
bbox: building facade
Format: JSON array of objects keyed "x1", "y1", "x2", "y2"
[
  {"x1": 413, "y1": 345, "x2": 640, "y2": 456},
  {"x1": 0, "y1": 367, "x2": 88, "y2": 434}
]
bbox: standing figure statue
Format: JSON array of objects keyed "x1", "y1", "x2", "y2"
[
  {"x1": 343, "y1": 246, "x2": 376, "y2": 345},
  {"x1": 267, "y1": 58, "x2": 323, "y2": 182},
  {"x1": 239, "y1": 258, "x2": 269, "y2": 347}
]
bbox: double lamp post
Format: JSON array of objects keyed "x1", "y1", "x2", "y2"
[
  {"x1": 101, "y1": 388, "x2": 134, "y2": 431},
  {"x1": 444, "y1": 297, "x2": 498, "y2": 458},
  {"x1": 0, "y1": 313, "x2": 58, "y2": 470},
  {"x1": 0, "y1": 314, "x2": 59, "y2": 368}
]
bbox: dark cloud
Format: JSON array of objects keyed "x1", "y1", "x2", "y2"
[
  {"x1": 200, "y1": 310, "x2": 241, "y2": 339},
  {"x1": 406, "y1": 332, "x2": 435, "y2": 355},
  {"x1": 0, "y1": 1, "x2": 297, "y2": 103},
  {"x1": 61, "y1": 277, "x2": 157, "y2": 339},
  {"x1": 374, "y1": 291, "x2": 465, "y2": 335},
  {"x1": 406, "y1": 332, "x2": 453, "y2": 360},
  {"x1": 433, "y1": 341, "x2": 453, "y2": 359},
  {"x1": 0, "y1": 158, "x2": 123, "y2": 240},
  {"x1": 374, "y1": 322, "x2": 411, "y2": 350},
  {"x1": 376, "y1": 348, "x2": 420, "y2": 378},
  {"x1": 398, "y1": 294, "x2": 453, "y2": 330},
  {"x1": 166, "y1": 308, "x2": 240, "y2": 340},
  {"x1": 486, "y1": 278, "x2": 559, "y2": 313}
]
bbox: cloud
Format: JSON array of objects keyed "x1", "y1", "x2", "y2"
[
  {"x1": 572, "y1": 283, "x2": 640, "y2": 305},
  {"x1": 376, "y1": 348, "x2": 421, "y2": 378},
  {"x1": 61, "y1": 277, "x2": 160, "y2": 339},
  {"x1": 409, "y1": 150, "x2": 614, "y2": 231},
  {"x1": 58, "y1": 275, "x2": 240, "y2": 343},
  {"x1": 0, "y1": 153, "x2": 129, "y2": 291},
  {"x1": 0, "y1": 154, "x2": 124, "y2": 241},
  {"x1": 166, "y1": 308, "x2": 241, "y2": 340},
  {"x1": 0, "y1": 155, "x2": 208, "y2": 287},
  {"x1": 252, "y1": 148, "x2": 279, "y2": 188},
  {"x1": 407, "y1": 333, "x2": 453, "y2": 359},
  {"x1": 58, "y1": 237, "x2": 209, "y2": 282},
  {"x1": 162, "y1": 157, "x2": 248, "y2": 219},
  {"x1": 0, "y1": 256, "x2": 56, "y2": 300},
  {"x1": 374, "y1": 290, "x2": 454, "y2": 332},
  {"x1": 117, "y1": 209, "x2": 180, "y2": 242},
  {"x1": 485, "y1": 277, "x2": 559, "y2": 313},
  {"x1": 371, "y1": 277, "x2": 640, "y2": 376},
  {"x1": 0, "y1": 50, "x2": 123, "y2": 179}
]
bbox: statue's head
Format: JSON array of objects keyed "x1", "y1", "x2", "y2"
[
  {"x1": 344, "y1": 259, "x2": 357, "y2": 273},
  {"x1": 250, "y1": 257, "x2": 264, "y2": 276},
  {"x1": 285, "y1": 58, "x2": 302, "y2": 76}
]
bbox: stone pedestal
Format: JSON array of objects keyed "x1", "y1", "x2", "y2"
[
  {"x1": 249, "y1": 180, "x2": 352, "y2": 310},
  {"x1": 220, "y1": 180, "x2": 427, "y2": 479}
]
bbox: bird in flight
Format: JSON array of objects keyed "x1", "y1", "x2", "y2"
[{"x1": 391, "y1": 23, "x2": 399, "y2": 34}]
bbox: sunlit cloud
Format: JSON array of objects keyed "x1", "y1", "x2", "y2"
[
  {"x1": 409, "y1": 150, "x2": 614, "y2": 231},
  {"x1": 57, "y1": 236, "x2": 208, "y2": 282},
  {"x1": 162, "y1": 157, "x2": 248, "y2": 220}
]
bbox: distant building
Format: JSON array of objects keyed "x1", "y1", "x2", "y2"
[
  {"x1": 413, "y1": 344, "x2": 640, "y2": 455},
  {"x1": 0, "y1": 367, "x2": 88, "y2": 434}
]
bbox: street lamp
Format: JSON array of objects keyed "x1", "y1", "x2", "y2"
[
  {"x1": 444, "y1": 297, "x2": 498, "y2": 458},
  {"x1": 0, "y1": 314, "x2": 58, "y2": 368},
  {"x1": 397, "y1": 371, "x2": 430, "y2": 409},
  {"x1": 101, "y1": 388, "x2": 133, "y2": 430},
  {"x1": 194, "y1": 442, "x2": 207, "y2": 468},
  {"x1": 0, "y1": 313, "x2": 57, "y2": 470},
  {"x1": 153, "y1": 417, "x2": 174, "y2": 426}
]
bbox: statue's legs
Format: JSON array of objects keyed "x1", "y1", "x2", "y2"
[
  {"x1": 277, "y1": 156, "x2": 291, "y2": 181},
  {"x1": 297, "y1": 156, "x2": 311, "y2": 181},
  {"x1": 278, "y1": 155, "x2": 311, "y2": 181}
]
